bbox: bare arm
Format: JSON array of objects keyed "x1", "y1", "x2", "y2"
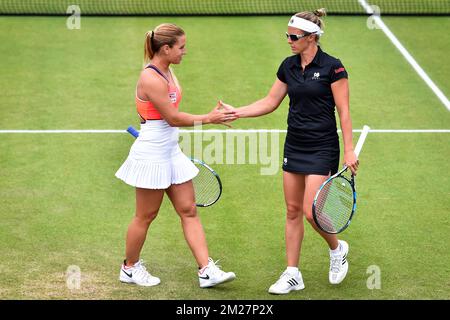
[
  {"x1": 332, "y1": 78, "x2": 359, "y2": 174},
  {"x1": 222, "y1": 79, "x2": 287, "y2": 118},
  {"x1": 140, "y1": 72, "x2": 236, "y2": 127}
]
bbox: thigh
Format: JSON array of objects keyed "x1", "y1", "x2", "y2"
[
  {"x1": 303, "y1": 174, "x2": 330, "y2": 215},
  {"x1": 283, "y1": 171, "x2": 306, "y2": 215},
  {"x1": 135, "y1": 187, "x2": 165, "y2": 218},
  {"x1": 166, "y1": 180, "x2": 196, "y2": 214}
]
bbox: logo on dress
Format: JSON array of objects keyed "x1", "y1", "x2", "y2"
[
  {"x1": 283, "y1": 158, "x2": 288, "y2": 165},
  {"x1": 169, "y1": 92, "x2": 177, "y2": 103},
  {"x1": 335, "y1": 67, "x2": 345, "y2": 74},
  {"x1": 312, "y1": 72, "x2": 320, "y2": 80}
]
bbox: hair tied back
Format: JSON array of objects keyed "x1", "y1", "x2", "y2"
[{"x1": 313, "y1": 8, "x2": 327, "y2": 17}]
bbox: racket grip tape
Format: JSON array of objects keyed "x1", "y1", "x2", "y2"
[{"x1": 127, "y1": 126, "x2": 139, "y2": 138}]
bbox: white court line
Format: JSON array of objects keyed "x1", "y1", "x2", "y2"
[
  {"x1": 183, "y1": 129, "x2": 450, "y2": 133},
  {"x1": 358, "y1": 0, "x2": 450, "y2": 111},
  {"x1": 0, "y1": 130, "x2": 123, "y2": 134},
  {"x1": 0, "y1": 129, "x2": 449, "y2": 134}
]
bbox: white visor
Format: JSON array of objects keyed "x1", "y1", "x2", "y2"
[{"x1": 288, "y1": 16, "x2": 324, "y2": 36}]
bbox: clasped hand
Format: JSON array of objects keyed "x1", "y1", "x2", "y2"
[{"x1": 207, "y1": 100, "x2": 239, "y2": 127}]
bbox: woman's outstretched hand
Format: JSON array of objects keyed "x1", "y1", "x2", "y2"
[
  {"x1": 219, "y1": 100, "x2": 237, "y2": 113},
  {"x1": 218, "y1": 100, "x2": 239, "y2": 127},
  {"x1": 207, "y1": 100, "x2": 239, "y2": 127}
]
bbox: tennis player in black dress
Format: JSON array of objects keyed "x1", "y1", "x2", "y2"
[{"x1": 221, "y1": 9, "x2": 359, "y2": 294}]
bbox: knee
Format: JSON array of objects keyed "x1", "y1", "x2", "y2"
[
  {"x1": 135, "y1": 210, "x2": 158, "y2": 226},
  {"x1": 286, "y1": 203, "x2": 302, "y2": 221},
  {"x1": 177, "y1": 203, "x2": 197, "y2": 219}
]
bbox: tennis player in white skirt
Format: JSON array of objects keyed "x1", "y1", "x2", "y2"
[{"x1": 115, "y1": 23, "x2": 237, "y2": 288}]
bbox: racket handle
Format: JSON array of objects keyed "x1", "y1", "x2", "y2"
[
  {"x1": 354, "y1": 125, "x2": 370, "y2": 158},
  {"x1": 127, "y1": 126, "x2": 139, "y2": 138}
]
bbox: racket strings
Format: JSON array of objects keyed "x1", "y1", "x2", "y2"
[
  {"x1": 192, "y1": 163, "x2": 221, "y2": 206},
  {"x1": 315, "y1": 176, "x2": 354, "y2": 233}
]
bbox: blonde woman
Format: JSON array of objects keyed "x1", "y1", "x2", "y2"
[{"x1": 116, "y1": 24, "x2": 237, "y2": 288}]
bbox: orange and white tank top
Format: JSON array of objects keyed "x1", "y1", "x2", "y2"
[{"x1": 135, "y1": 65, "x2": 182, "y2": 122}]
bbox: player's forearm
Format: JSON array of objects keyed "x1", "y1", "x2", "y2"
[
  {"x1": 339, "y1": 109, "x2": 354, "y2": 152},
  {"x1": 236, "y1": 98, "x2": 276, "y2": 118},
  {"x1": 167, "y1": 112, "x2": 210, "y2": 127}
]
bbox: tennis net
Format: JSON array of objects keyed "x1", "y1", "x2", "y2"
[{"x1": 0, "y1": 0, "x2": 449, "y2": 16}]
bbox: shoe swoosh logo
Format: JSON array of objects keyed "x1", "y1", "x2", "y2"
[
  {"x1": 199, "y1": 275, "x2": 210, "y2": 280},
  {"x1": 122, "y1": 270, "x2": 132, "y2": 278}
]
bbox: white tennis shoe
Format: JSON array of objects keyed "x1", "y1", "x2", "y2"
[
  {"x1": 119, "y1": 259, "x2": 161, "y2": 287},
  {"x1": 329, "y1": 240, "x2": 349, "y2": 284},
  {"x1": 268, "y1": 269, "x2": 305, "y2": 294},
  {"x1": 198, "y1": 258, "x2": 236, "y2": 288}
]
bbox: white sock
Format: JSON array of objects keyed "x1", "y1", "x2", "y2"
[
  {"x1": 330, "y1": 242, "x2": 342, "y2": 255},
  {"x1": 286, "y1": 266, "x2": 299, "y2": 276}
]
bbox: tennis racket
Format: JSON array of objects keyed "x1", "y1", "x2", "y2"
[
  {"x1": 312, "y1": 125, "x2": 370, "y2": 234},
  {"x1": 126, "y1": 126, "x2": 222, "y2": 207}
]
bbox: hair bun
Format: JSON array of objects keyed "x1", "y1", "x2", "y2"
[{"x1": 313, "y1": 8, "x2": 327, "y2": 17}]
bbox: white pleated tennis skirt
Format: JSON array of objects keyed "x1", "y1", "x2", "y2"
[{"x1": 115, "y1": 120, "x2": 198, "y2": 189}]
